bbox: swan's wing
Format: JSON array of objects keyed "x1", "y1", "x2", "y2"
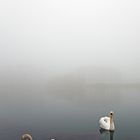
[{"x1": 99, "y1": 117, "x2": 110, "y2": 130}]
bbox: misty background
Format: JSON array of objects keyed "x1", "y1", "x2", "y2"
[
  {"x1": 1, "y1": 0, "x2": 140, "y2": 81},
  {"x1": 0, "y1": 0, "x2": 140, "y2": 139},
  {"x1": 0, "y1": 0, "x2": 140, "y2": 102}
]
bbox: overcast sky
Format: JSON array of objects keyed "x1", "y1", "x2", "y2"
[{"x1": 0, "y1": 0, "x2": 140, "y2": 82}]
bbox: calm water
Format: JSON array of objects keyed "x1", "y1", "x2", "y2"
[{"x1": 0, "y1": 83, "x2": 140, "y2": 140}]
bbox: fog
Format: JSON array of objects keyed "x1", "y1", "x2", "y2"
[
  {"x1": 0, "y1": 0, "x2": 140, "y2": 101},
  {"x1": 1, "y1": 2, "x2": 140, "y2": 139}
]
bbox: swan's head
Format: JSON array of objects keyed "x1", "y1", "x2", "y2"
[
  {"x1": 109, "y1": 111, "x2": 114, "y2": 116},
  {"x1": 21, "y1": 134, "x2": 33, "y2": 140}
]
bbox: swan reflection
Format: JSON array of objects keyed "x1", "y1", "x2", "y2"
[{"x1": 100, "y1": 128, "x2": 114, "y2": 140}]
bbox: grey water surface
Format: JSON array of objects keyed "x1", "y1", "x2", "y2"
[{"x1": 0, "y1": 70, "x2": 140, "y2": 140}]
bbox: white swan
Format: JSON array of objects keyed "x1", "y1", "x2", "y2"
[
  {"x1": 21, "y1": 134, "x2": 33, "y2": 140},
  {"x1": 21, "y1": 134, "x2": 55, "y2": 140},
  {"x1": 99, "y1": 111, "x2": 115, "y2": 131}
]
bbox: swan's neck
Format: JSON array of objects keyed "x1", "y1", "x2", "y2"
[
  {"x1": 110, "y1": 115, "x2": 114, "y2": 131},
  {"x1": 110, "y1": 115, "x2": 113, "y2": 123}
]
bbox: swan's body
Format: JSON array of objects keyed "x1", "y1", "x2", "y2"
[
  {"x1": 99, "y1": 111, "x2": 115, "y2": 131},
  {"x1": 21, "y1": 134, "x2": 33, "y2": 140},
  {"x1": 21, "y1": 134, "x2": 55, "y2": 140}
]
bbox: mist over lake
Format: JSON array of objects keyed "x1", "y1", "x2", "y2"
[{"x1": 1, "y1": 0, "x2": 140, "y2": 139}]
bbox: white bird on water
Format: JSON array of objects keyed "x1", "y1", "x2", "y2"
[
  {"x1": 99, "y1": 111, "x2": 115, "y2": 131},
  {"x1": 21, "y1": 134, "x2": 55, "y2": 140},
  {"x1": 21, "y1": 134, "x2": 33, "y2": 140}
]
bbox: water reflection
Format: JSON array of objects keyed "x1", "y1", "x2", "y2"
[{"x1": 100, "y1": 128, "x2": 114, "y2": 140}]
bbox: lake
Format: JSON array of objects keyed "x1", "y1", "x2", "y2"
[{"x1": 0, "y1": 81, "x2": 140, "y2": 140}]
